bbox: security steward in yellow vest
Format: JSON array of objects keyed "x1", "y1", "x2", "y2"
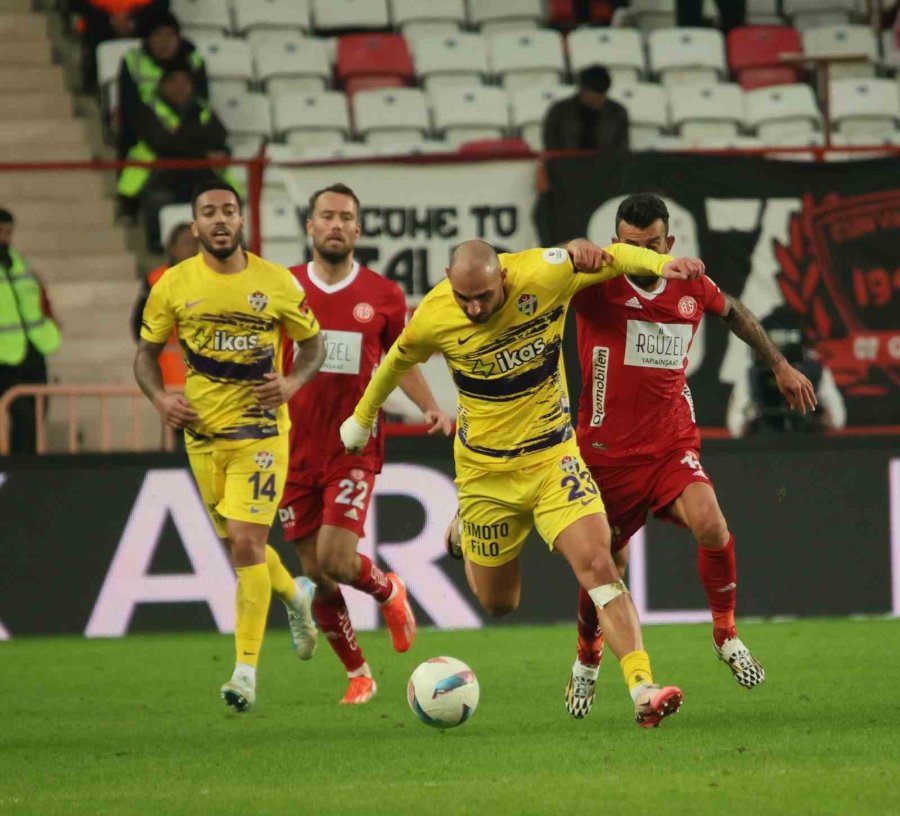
[
  {"x1": 117, "y1": 9, "x2": 207, "y2": 161},
  {"x1": 0, "y1": 209, "x2": 61, "y2": 454}
]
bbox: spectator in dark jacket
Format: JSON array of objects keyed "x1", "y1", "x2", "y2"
[
  {"x1": 542, "y1": 65, "x2": 630, "y2": 153},
  {"x1": 117, "y1": 9, "x2": 208, "y2": 159}
]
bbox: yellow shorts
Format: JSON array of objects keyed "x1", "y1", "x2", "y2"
[
  {"x1": 187, "y1": 436, "x2": 288, "y2": 537},
  {"x1": 455, "y1": 440, "x2": 606, "y2": 567}
]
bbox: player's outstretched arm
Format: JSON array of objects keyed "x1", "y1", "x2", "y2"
[
  {"x1": 253, "y1": 333, "x2": 326, "y2": 409},
  {"x1": 565, "y1": 239, "x2": 704, "y2": 283},
  {"x1": 134, "y1": 339, "x2": 199, "y2": 429},
  {"x1": 720, "y1": 294, "x2": 817, "y2": 414}
]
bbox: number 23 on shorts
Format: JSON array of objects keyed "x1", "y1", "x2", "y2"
[{"x1": 560, "y1": 470, "x2": 598, "y2": 503}]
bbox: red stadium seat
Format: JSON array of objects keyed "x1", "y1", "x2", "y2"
[
  {"x1": 728, "y1": 26, "x2": 803, "y2": 88},
  {"x1": 336, "y1": 34, "x2": 414, "y2": 89},
  {"x1": 344, "y1": 75, "x2": 408, "y2": 96},
  {"x1": 547, "y1": 0, "x2": 615, "y2": 28},
  {"x1": 457, "y1": 137, "x2": 533, "y2": 156}
]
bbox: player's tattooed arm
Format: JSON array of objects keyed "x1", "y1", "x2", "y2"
[
  {"x1": 254, "y1": 333, "x2": 326, "y2": 409},
  {"x1": 134, "y1": 340, "x2": 199, "y2": 428}
]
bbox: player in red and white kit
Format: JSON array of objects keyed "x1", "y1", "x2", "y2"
[
  {"x1": 562, "y1": 193, "x2": 817, "y2": 717},
  {"x1": 280, "y1": 183, "x2": 452, "y2": 704}
]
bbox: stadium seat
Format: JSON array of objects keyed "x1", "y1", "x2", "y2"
[
  {"x1": 232, "y1": 0, "x2": 309, "y2": 36},
  {"x1": 260, "y1": 196, "x2": 301, "y2": 241},
  {"x1": 510, "y1": 84, "x2": 575, "y2": 149},
  {"x1": 195, "y1": 38, "x2": 254, "y2": 95},
  {"x1": 744, "y1": 84, "x2": 822, "y2": 143},
  {"x1": 429, "y1": 85, "x2": 510, "y2": 147},
  {"x1": 229, "y1": 134, "x2": 265, "y2": 157},
  {"x1": 669, "y1": 83, "x2": 745, "y2": 142},
  {"x1": 547, "y1": 0, "x2": 615, "y2": 28},
  {"x1": 336, "y1": 34, "x2": 414, "y2": 91},
  {"x1": 802, "y1": 25, "x2": 877, "y2": 79},
  {"x1": 171, "y1": 0, "x2": 232, "y2": 36},
  {"x1": 648, "y1": 27, "x2": 727, "y2": 87},
  {"x1": 271, "y1": 90, "x2": 350, "y2": 143},
  {"x1": 784, "y1": 0, "x2": 856, "y2": 31},
  {"x1": 457, "y1": 137, "x2": 532, "y2": 155},
  {"x1": 254, "y1": 37, "x2": 330, "y2": 95},
  {"x1": 158, "y1": 204, "x2": 194, "y2": 252},
  {"x1": 487, "y1": 29, "x2": 566, "y2": 90},
  {"x1": 727, "y1": 26, "x2": 803, "y2": 90},
  {"x1": 353, "y1": 87, "x2": 430, "y2": 143},
  {"x1": 391, "y1": 0, "x2": 466, "y2": 37},
  {"x1": 745, "y1": 0, "x2": 782, "y2": 25},
  {"x1": 96, "y1": 38, "x2": 139, "y2": 126},
  {"x1": 568, "y1": 27, "x2": 645, "y2": 85},
  {"x1": 468, "y1": 0, "x2": 544, "y2": 34},
  {"x1": 311, "y1": 0, "x2": 390, "y2": 32},
  {"x1": 881, "y1": 29, "x2": 900, "y2": 72},
  {"x1": 829, "y1": 78, "x2": 900, "y2": 137},
  {"x1": 344, "y1": 76, "x2": 409, "y2": 95},
  {"x1": 617, "y1": 0, "x2": 676, "y2": 32},
  {"x1": 609, "y1": 82, "x2": 668, "y2": 143},
  {"x1": 214, "y1": 91, "x2": 272, "y2": 140},
  {"x1": 413, "y1": 33, "x2": 489, "y2": 90}
]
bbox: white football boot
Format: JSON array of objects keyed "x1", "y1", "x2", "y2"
[
  {"x1": 715, "y1": 636, "x2": 765, "y2": 688},
  {"x1": 285, "y1": 576, "x2": 318, "y2": 660},
  {"x1": 565, "y1": 660, "x2": 600, "y2": 719}
]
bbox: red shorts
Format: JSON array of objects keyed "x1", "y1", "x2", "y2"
[
  {"x1": 589, "y1": 447, "x2": 714, "y2": 552},
  {"x1": 279, "y1": 467, "x2": 375, "y2": 542}
]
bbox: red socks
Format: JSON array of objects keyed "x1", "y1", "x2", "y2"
[
  {"x1": 697, "y1": 535, "x2": 738, "y2": 646},
  {"x1": 350, "y1": 554, "x2": 393, "y2": 604},
  {"x1": 311, "y1": 588, "x2": 365, "y2": 673},
  {"x1": 576, "y1": 586, "x2": 604, "y2": 666}
]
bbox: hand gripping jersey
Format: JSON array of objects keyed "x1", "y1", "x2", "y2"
[
  {"x1": 572, "y1": 273, "x2": 725, "y2": 465},
  {"x1": 284, "y1": 262, "x2": 407, "y2": 476},
  {"x1": 352, "y1": 244, "x2": 674, "y2": 472},
  {"x1": 140, "y1": 251, "x2": 320, "y2": 451}
]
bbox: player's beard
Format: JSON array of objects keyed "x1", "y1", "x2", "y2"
[
  {"x1": 200, "y1": 227, "x2": 243, "y2": 260},
  {"x1": 315, "y1": 241, "x2": 352, "y2": 265}
]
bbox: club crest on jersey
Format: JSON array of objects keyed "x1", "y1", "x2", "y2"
[
  {"x1": 678, "y1": 296, "x2": 697, "y2": 318},
  {"x1": 516, "y1": 293, "x2": 538, "y2": 316},
  {"x1": 351, "y1": 468, "x2": 365, "y2": 480},
  {"x1": 559, "y1": 455, "x2": 580, "y2": 475},
  {"x1": 248, "y1": 291, "x2": 268, "y2": 312},
  {"x1": 353, "y1": 302, "x2": 375, "y2": 323},
  {"x1": 254, "y1": 451, "x2": 274, "y2": 469}
]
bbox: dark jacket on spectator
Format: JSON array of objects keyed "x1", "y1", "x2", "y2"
[
  {"x1": 543, "y1": 95, "x2": 630, "y2": 153},
  {"x1": 135, "y1": 98, "x2": 228, "y2": 159}
]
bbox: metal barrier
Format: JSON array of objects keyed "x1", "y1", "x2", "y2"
[{"x1": 0, "y1": 384, "x2": 175, "y2": 455}]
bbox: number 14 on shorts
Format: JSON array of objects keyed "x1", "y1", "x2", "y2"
[{"x1": 248, "y1": 471, "x2": 277, "y2": 501}]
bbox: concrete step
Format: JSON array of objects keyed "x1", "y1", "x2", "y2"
[
  {"x1": 0, "y1": 39, "x2": 53, "y2": 65},
  {"x1": 0, "y1": 92, "x2": 73, "y2": 118},
  {"x1": 0, "y1": 0, "x2": 36, "y2": 14},
  {"x1": 0, "y1": 171, "x2": 107, "y2": 200},
  {"x1": 0, "y1": 66, "x2": 65, "y2": 93},
  {"x1": 2, "y1": 141, "x2": 91, "y2": 161},
  {"x1": 15, "y1": 225, "x2": 127, "y2": 254},
  {"x1": 0, "y1": 14, "x2": 47, "y2": 41},
  {"x1": 26, "y1": 251, "x2": 137, "y2": 283},
  {"x1": 11, "y1": 198, "x2": 116, "y2": 228},
  {"x1": 0, "y1": 119, "x2": 86, "y2": 146}
]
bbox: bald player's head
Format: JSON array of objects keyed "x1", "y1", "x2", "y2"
[{"x1": 446, "y1": 240, "x2": 507, "y2": 324}]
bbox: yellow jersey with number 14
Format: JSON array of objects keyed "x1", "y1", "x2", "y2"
[
  {"x1": 353, "y1": 243, "x2": 672, "y2": 471},
  {"x1": 140, "y1": 251, "x2": 319, "y2": 452}
]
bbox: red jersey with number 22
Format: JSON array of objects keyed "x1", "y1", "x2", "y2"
[
  {"x1": 284, "y1": 262, "x2": 407, "y2": 478},
  {"x1": 572, "y1": 274, "x2": 725, "y2": 465}
]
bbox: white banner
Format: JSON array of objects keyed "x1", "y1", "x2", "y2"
[{"x1": 283, "y1": 159, "x2": 538, "y2": 295}]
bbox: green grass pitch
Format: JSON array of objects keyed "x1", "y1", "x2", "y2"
[{"x1": 2, "y1": 618, "x2": 898, "y2": 816}]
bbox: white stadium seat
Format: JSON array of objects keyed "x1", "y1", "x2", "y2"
[
  {"x1": 648, "y1": 27, "x2": 727, "y2": 87},
  {"x1": 171, "y1": 0, "x2": 232, "y2": 35},
  {"x1": 214, "y1": 91, "x2": 272, "y2": 139},
  {"x1": 253, "y1": 37, "x2": 330, "y2": 95},
  {"x1": 311, "y1": 0, "x2": 390, "y2": 32},
  {"x1": 232, "y1": 0, "x2": 309, "y2": 35},
  {"x1": 468, "y1": 0, "x2": 544, "y2": 33},
  {"x1": 510, "y1": 84, "x2": 574, "y2": 149},
  {"x1": 487, "y1": 29, "x2": 566, "y2": 90},
  {"x1": 829, "y1": 78, "x2": 900, "y2": 138},
  {"x1": 391, "y1": 0, "x2": 466, "y2": 33},
  {"x1": 158, "y1": 204, "x2": 194, "y2": 250},
  {"x1": 96, "y1": 38, "x2": 139, "y2": 123},
  {"x1": 784, "y1": 0, "x2": 856, "y2": 31},
  {"x1": 260, "y1": 196, "x2": 301, "y2": 241},
  {"x1": 568, "y1": 27, "x2": 645, "y2": 85},
  {"x1": 413, "y1": 33, "x2": 488, "y2": 90},
  {"x1": 195, "y1": 38, "x2": 254, "y2": 95},
  {"x1": 669, "y1": 83, "x2": 744, "y2": 142},
  {"x1": 429, "y1": 85, "x2": 510, "y2": 146},
  {"x1": 744, "y1": 85, "x2": 822, "y2": 144},
  {"x1": 617, "y1": 0, "x2": 676, "y2": 32},
  {"x1": 745, "y1": 0, "x2": 782, "y2": 26},
  {"x1": 353, "y1": 87, "x2": 430, "y2": 142},
  {"x1": 271, "y1": 90, "x2": 350, "y2": 141},
  {"x1": 802, "y1": 25, "x2": 877, "y2": 79},
  {"x1": 609, "y1": 82, "x2": 668, "y2": 142}
]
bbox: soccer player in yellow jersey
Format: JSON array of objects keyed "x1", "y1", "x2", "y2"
[
  {"x1": 341, "y1": 238, "x2": 705, "y2": 727},
  {"x1": 134, "y1": 181, "x2": 326, "y2": 712}
]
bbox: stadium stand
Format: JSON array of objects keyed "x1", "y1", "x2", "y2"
[
  {"x1": 429, "y1": 85, "x2": 510, "y2": 146},
  {"x1": 352, "y1": 87, "x2": 430, "y2": 143},
  {"x1": 567, "y1": 27, "x2": 645, "y2": 84},
  {"x1": 669, "y1": 83, "x2": 745, "y2": 142},
  {"x1": 171, "y1": 0, "x2": 231, "y2": 37},
  {"x1": 412, "y1": 32, "x2": 489, "y2": 90},
  {"x1": 487, "y1": 28, "x2": 566, "y2": 89},
  {"x1": 231, "y1": 0, "x2": 310, "y2": 37},
  {"x1": 336, "y1": 33, "x2": 415, "y2": 94},
  {"x1": 744, "y1": 84, "x2": 823, "y2": 143},
  {"x1": 648, "y1": 27, "x2": 727, "y2": 87},
  {"x1": 727, "y1": 25, "x2": 803, "y2": 89},
  {"x1": 252, "y1": 36, "x2": 330, "y2": 95},
  {"x1": 310, "y1": 0, "x2": 390, "y2": 33},
  {"x1": 392, "y1": 0, "x2": 466, "y2": 40},
  {"x1": 802, "y1": 24, "x2": 878, "y2": 78}
]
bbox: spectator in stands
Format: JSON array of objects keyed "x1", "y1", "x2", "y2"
[
  {"x1": 727, "y1": 306, "x2": 846, "y2": 437},
  {"x1": 677, "y1": 0, "x2": 745, "y2": 34},
  {"x1": 117, "y1": 65, "x2": 233, "y2": 251},
  {"x1": 72, "y1": 0, "x2": 170, "y2": 92},
  {"x1": 118, "y1": 9, "x2": 208, "y2": 162},
  {"x1": 0, "y1": 209, "x2": 61, "y2": 455},
  {"x1": 542, "y1": 65, "x2": 630, "y2": 153}
]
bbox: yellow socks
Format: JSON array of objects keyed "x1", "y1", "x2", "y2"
[
  {"x1": 234, "y1": 562, "x2": 271, "y2": 667},
  {"x1": 620, "y1": 649, "x2": 653, "y2": 696},
  {"x1": 265, "y1": 544, "x2": 296, "y2": 604}
]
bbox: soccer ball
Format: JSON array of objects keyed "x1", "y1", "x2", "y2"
[{"x1": 407, "y1": 656, "x2": 480, "y2": 729}]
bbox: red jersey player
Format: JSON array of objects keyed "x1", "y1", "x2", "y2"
[
  {"x1": 563, "y1": 193, "x2": 817, "y2": 717},
  {"x1": 281, "y1": 183, "x2": 452, "y2": 704}
]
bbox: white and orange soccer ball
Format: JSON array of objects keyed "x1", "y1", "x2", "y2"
[{"x1": 407, "y1": 657, "x2": 480, "y2": 729}]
